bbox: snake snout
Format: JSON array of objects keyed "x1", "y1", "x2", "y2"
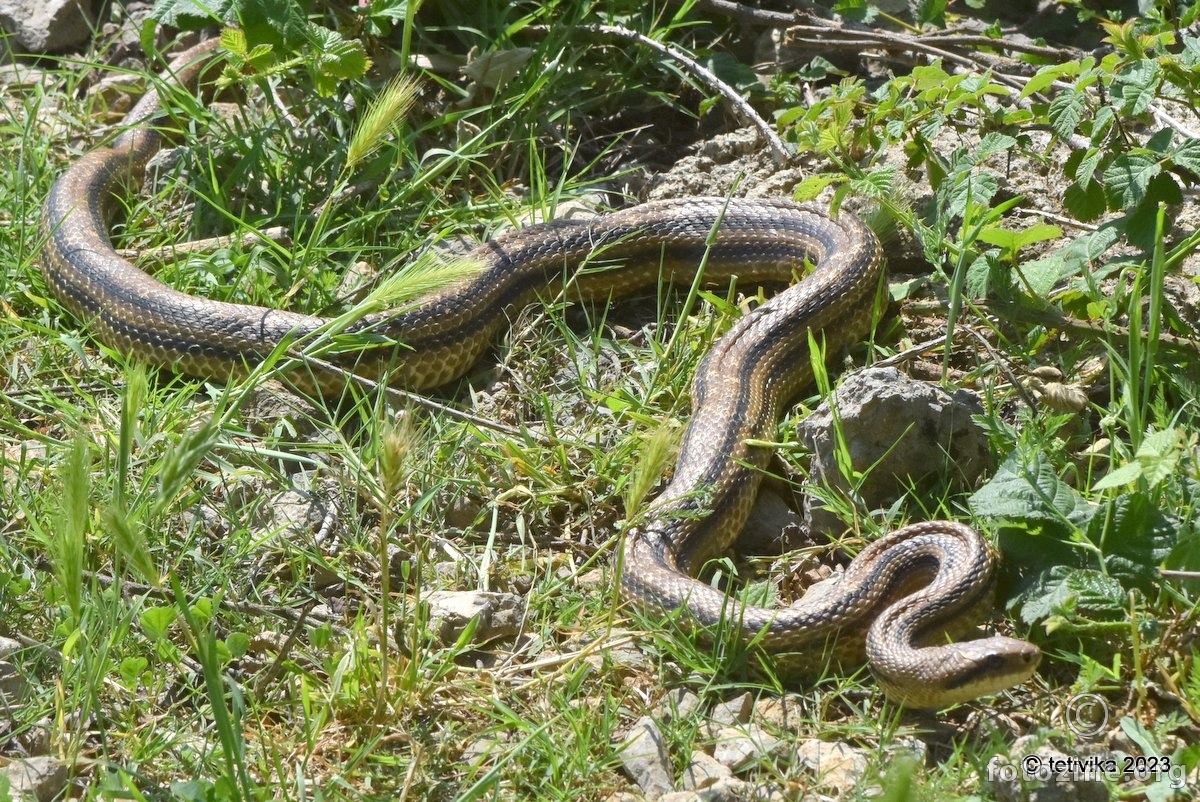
[{"x1": 871, "y1": 636, "x2": 1041, "y2": 709}]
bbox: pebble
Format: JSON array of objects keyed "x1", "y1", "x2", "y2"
[{"x1": 618, "y1": 716, "x2": 674, "y2": 798}]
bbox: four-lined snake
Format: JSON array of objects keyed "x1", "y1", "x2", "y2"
[{"x1": 39, "y1": 38, "x2": 1040, "y2": 708}]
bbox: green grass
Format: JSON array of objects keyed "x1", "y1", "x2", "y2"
[{"x1": 4, "y1": 1, "x2": 1200, "y2": 799}]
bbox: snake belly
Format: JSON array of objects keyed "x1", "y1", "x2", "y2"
[{"x1": 39, "y1": 40, "x2": 1039, "y2": 708}]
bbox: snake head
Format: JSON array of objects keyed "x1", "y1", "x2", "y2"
[{"x1": 872, "y1": 636, "x2": 1042, "y2": 710}]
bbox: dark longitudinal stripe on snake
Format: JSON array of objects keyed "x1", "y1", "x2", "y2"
[{"x1": 39, "y1": 38, "x2": 1040, "y2": 708}]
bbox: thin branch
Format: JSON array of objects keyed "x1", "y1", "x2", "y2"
[
  {"x1": 117, "y1": 226, "x2": 291, "y2": 263},
  {"x1": 576, "y1": 23, "x2": 791, "y2": 166}
]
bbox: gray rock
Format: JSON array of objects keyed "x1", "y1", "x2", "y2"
[
  {"x1": 0, "y1": 0, "x2": 92, "y2": 52},
  {"x1": 656, "y1": 688, "x2": 702, "y2": 723},
  {"x1": 752, "y1": 693, "x2": 808, "y2": 734},
  {"x1": 3, "y1": 756, "x2": 69, "y2": 802},
  {"x1": 711, "y1": 724, "x2": 780, "y2": 772},
  {"x1": 619, "y1": 716, "x2": 675, "y2": 798},
  {"x1": 797, "y1": 367, "x2": 990, "y2": 533},
  {"x1": 795, "y1": 739, "x2": 869, "y2": 789},
  {"x1": 681, "y1": 750, "x2": 732, "y2": 791},
  {"x1": 238, "y1": 383, "x2": 328, "y2": 439},
  {"x1": 0, "y1": 660, "x2": 29, "y2": 701},
  {"x1": 422, "y1": 590, "x2": 525, "y2": 645},
  {"x1": 710, "y1": 693, "x2": 753, "y2": 726},
  {"x1": 264, "y1": 473, "x2": 338, "y2": 544},
  {"x1": 15, "y1": 718, "x2": 53, "y2": 758}
]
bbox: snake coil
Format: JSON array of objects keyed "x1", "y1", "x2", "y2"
[{"x1": 40, "y1": 39, "x2": 1040, "y2": 708}]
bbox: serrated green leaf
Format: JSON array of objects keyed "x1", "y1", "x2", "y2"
[
  {"x1": 1021, "y1": 64, "x2": 1071, "y2": 98},
  {"x1": 918, "y1": 112, "x2": 945, "y2": 144},
  {"x1": 1135, "y1": 427, "x2": 1184, "y2": 487},
  {"x1": 969, "y1": 450, "x2": 1091, "y2": 526},
  {"x1": 1014, "y1": 565, "x2": 1126, "y2": 627},
  {"x1": 1103, "y1": 152, "x2": 1160, "y2": 210},
  {"x1": 1183, "y1": 34, "x2": 1200, "y2": 67},
  {"x1": 977, "y1": 223, "x2": 1062, "y2": 252},
  {"x1": 239, "y1": 0, "x2": 308, "y2": 46},
  {"x1": 1056, "y1": 568, "x2": 1127, "y2": 615},
  {"x1": 1092, "y1": 460, "x2": 1145, "y2": 490},
  {"x1": 793, "y1": 174, "x2": 840, "y2": 202},
  {"x1": 1171, "y1": 138, "x2": 1200, "y2": 177},
  {"x1": 306, "y1": 24, "x2": 370, "y2": 93},
  {"x1": 219, "y1": 27, "x2": 247, "y2": 55},
  {"x1": 1088, "y1": 493, "x2": 1176, "y2": 590},
  {"x1": 914, "y1": 0, "x2": 947, "y2": 26},
  {"x1": 1073, "y1": 147, "x2": 1103, "y2": 186},
  {"x1": 940, "y1": 170, "x2": 999, "y2": 220},
  {"x1": 152, "y1": 0, "x2": 236, "y2": 27},
  {"x1": 911, "y1": 62, "x2": 951, "y2": 91},
  {"x1": 1165, "y1": 531, "x2": 1200, "y2": 571},
  {"x1": 1049, "y1": 91, "x2": 1086, "y2": 140},
  {"x1": 1146, "y1": 128, "x2": 1174, "y2": 155},
  {"x1": 1018, "y1": 253, "x2": 1067, "y2": 296},
  {"x1": 1063, "y1": 180, "x2": 1107, "y2": 222},
  {"x1": 848, "y1": 167, "x2": 896, "y2": 201},
  {"x1": 1112, "y1": 59, "x2": 1161, "y2": 116},
  {"x1": 976, "y1": 132, "x2": 1017, "y2": 161},
  {"x1": 964, "y1": 254, "x2": 1001, "y2": 298},
  {"x1": 1012, "y1": 565, "x2": 1068, "y2": 625},
  {"x1": 1090, "y1": 105, "x2": 1115, "y2": 142}
]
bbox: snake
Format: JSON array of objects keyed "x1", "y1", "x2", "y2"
[{"x1": 40, "y1": 39, "x2": 1040, "y2": 708}]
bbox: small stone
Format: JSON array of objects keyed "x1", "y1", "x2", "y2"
[
  {"x1": 656, "y1": 688, "x2": 702, "y2": 723},
  {"x1": 246, "y1": 631, "x2": 288, "y2": 655},
  {"x1": 238, "y1": 383, "x2": 327, "y2": 439},
  {"x1": 0, "y1": 661, "x2": 29, "y2": 702},
  {"x1": 711, "y1": 692, "x2": 753, "y2": 726},
  {"x1": 681, "y1": 750, "x2": 732, "y2": 791},
  {"x1": 885, "y1": 736, "x2": 928, "y2": 766},
  {"x1": 574, "y1": 568, "x2": 607, "y2": 591},
  {"x1": 796, "y1": 367, "x2": 990, "y2": 534},
  {"x1": 0, "y1": 0, "x2": 92, "y2": 52},
  {"x1": 753, "y1": 694, "x2": 808, "y2": 734},
  {"x1": 16, "y1": 718, "x2": 53, "y2": 757},
  {"x1": 578, "y1": 629, "x2": 651, "y2": 675},
  {"x1": 795, "y1": 740, "x2": 869, "y2": 789},
  {"x1": 267, "y1": 481, "x2": 332, "y2": 540},
  {"x1": 463, "y1": 737, "x2": 500, "y2": 766},
  {"x1": 619, "y1": 716, "x2": 674, "y2": 798},
  {"x1": 711, "y1": 725, "x2": 781, "y2": 772},
  {"x1": 421, "y1": 590, "x2": 525, "y2": 645},
  {"x1": 3, "y1": 756, "x2": 69, "y2": 802}
]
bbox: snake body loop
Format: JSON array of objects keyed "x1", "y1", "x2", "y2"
[{"x1": 40, "y1": 40, "x2": 1039, "y2": 708}]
